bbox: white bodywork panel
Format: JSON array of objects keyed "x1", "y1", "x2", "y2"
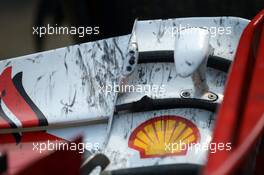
[
  {"x1": 136, "y1": 17, "x2": 248, "y2": 60},
  {"x1": 0, "y1": 37, "x2": 127, "y2": 130},
  {"x1": 0, "y1": 17, "x2": 248, "y2": 131},
  {"x1": 49, "y1": 108, "x2": 214, "y2": 169},
  {"x1": 0, "y1": 17, "x2": 249, "y2": 171}
]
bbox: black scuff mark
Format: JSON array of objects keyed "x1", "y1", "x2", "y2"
[
  {"x1": 26, "y1": 58, "x2": 37, "y2": 63},
  {"x1": 91, "y1": 48, "x2": 97, "y2": 60},
  {"x1": 220, "y1": 17, "x2": 224, "y2": 26},
  {"x1": 102, "y1": 41, "x2": 114, "y2": 65},
  {"x1": 4, "y1": 61, "x2": 11, "y2": 67},
  {"x1": 102, "y1": 40, "x2": 120, "y2": 92},
  {"x1": 87, "y1": 48, "x2": 92, "y2": 53},
  {"x1": 155, "y1": 67, "x2": 161, "y2": 72},
  {"x1": 138, "y1": 67, "x2": 145, "y2": 79},
  {"x1": 217, "y1": 39, "x2": 221, "y2": 47},
  {"x1": 61, "y1": 90, "x2": 77, "y2": 115},
  {"x1": 228, "y1": 44, "x2": 234, "y2": 54},
  {"x1": 37, "y1": 75, "x2": 44, "y2": 82},
  {"x1": 33, "y1": 74, "x2": 46, "y2": 97},
  {"x1": 167, "y1": 67, "x2": 172, "y2": 82},
  {"x1": 158, "y1": 64, "x2": 165, "y2": 96},
  {"x1": 185, "y1": 60, "x2": 192, "y2": 66},
  {"x1": 95, "y1": 74, "x2": 103, "y2": 87},
  {"x1": 157, "y1": 23, "x2": 165, "y2": 43},
  {"x1": 26, "y1": 54, "x2": 42, "y2": 63},
  {"x1": 148, "y1": 65, "x2": 154, "y2": 83},
  {"x1": 98, "y1": 92, "x2": 107, "y2": 110},
  {"x1": 66, "y1": 46, "x2": 70, "y2": 52},
  {"x1": 76, "y1": 47, "x2": 89, "y2": 86},
  {"x1": 77, "y1": 47, "x2": 96, "y2": 106},
  {"x1": 207, "y1": 112, "x2": 214, "y2": 128},
  {"x1": 113, "y1": 38, "x2": 125, "y2": 61},
  {"x1": 64, "y1": 53, "x2": 68, "y2": 75},
  {"x1": 172, "y1": 21, "x2": 176, "y2": 27},
  {"x1": 213, "y1": 19, "x2": 218, "y2": 24},
  {"x1": 48, "y1": 71, "x2": 57, "y2": 101},
  {"x1": 96, "y1": 41, "x2": 103, "y2": 51}
]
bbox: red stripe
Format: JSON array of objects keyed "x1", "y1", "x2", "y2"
[
  {"x1": 204, "y1": 9, "x2": 264, "y2": 175},
  {"x1": 0, "y1": 67, "x2": 39, "y2": 128}
]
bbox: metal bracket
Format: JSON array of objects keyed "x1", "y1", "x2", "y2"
[
  {"x1": 174, "y1": 27, "x2": 213, "y2": 97},
  {"x1": 121, "y1": 19, "x2": 139, "y2": 77},
  {"x1": 121, "y1": 20, "x2": 218, "y2": 101}
]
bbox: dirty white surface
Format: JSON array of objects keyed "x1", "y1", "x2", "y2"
[
  {"x1": 136, "y1": 17, "x2": 249, "y2": 60},
  {"x1": 0, "y1": 17, "x2": 249, "y2": 172},
  {"x1": 0, "y1": 37, "x2": 127, "y2": 129},
  {"x1": 49, "y1": 17, "x2": 249, "y2": 171},
  {"x1": 50, "y1": 108, "x2": 214, "y2": 169},
  {"x1": 0, "y1": 17, "x2": 248, "y2": 134},
  {"x1": 174, "y1": 28, "x2": 211, "y2": 77}
]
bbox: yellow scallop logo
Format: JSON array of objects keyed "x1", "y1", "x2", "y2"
[{"x1": 128, "y1": 115, "x2": 200, "y2": 158}]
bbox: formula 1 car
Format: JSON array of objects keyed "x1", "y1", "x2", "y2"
[{"x1": 0, "y1": 9, "x2": 263, "y2": 175}]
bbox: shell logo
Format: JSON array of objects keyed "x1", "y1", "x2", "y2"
[{"x1": 128, "y1": 115, "x2": 200, "y2": 158}]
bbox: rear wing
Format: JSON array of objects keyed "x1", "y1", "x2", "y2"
[
  {"x1": 204, "y1": 9, "x2": 264, "y2": 175},
  {"x1": 0, "y1": 17, "x2": 248, "y2": 133}
]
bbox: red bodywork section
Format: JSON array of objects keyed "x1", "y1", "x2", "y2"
[
  {"x1": 204, "y1": 9, "x2": 264, "y2": 175},
  {"x1": 0, "y1": 67, "x2": 39, "y2": 128},
  {"x1": 0, "y1": 132, "x2": 67, "y2": 175}
]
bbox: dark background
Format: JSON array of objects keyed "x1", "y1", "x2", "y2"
[{"x1": 0, "y1": 0, "x2": 263, "y2": 59}]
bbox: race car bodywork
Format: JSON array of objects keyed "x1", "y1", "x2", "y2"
[{"x1": 0, "y1": 9, "x2": 264, "y2": 175}]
